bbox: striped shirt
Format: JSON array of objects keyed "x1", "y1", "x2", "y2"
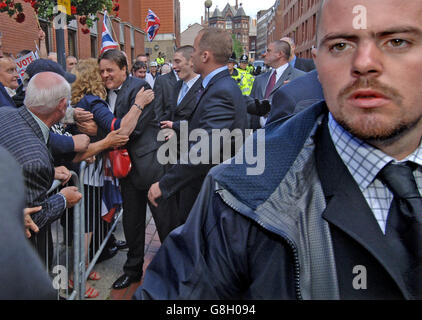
[{"x1": 328, "y1": 113, "x2": 422, "y2": 234}]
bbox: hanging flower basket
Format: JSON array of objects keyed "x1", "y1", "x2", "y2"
[{"x1": 0, "y1": 0, "x2": 119, "y2": 30}]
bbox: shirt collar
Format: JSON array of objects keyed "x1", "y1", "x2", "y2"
[
  {"x1": 202, "y1": 66, "x2": 228, "y2": 89},
  {"x1": 274, "y1": 63, "x2": 289, "y2": 79},
  {"x1": 328, "y1": 113, "x2": 422, "y2": 190},
  {"x1": 27, "y1": 107, "x2": 50, "y2": 144},
  {"x1": 184, "y1": 74, "x2": 200, "y2": 89},
  {"x1": 290, "y1": 55, "x2": 297, "y2": 67}
]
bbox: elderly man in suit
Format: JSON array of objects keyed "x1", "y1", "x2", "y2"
[
  {"x1": 98, "y1": 49, "x2": 164, "y2": 290},
  {"x1": 248, "y1": 40, "x2": 305, "y2": 129},
  {"x1": 0, "y1": 72, "x2": 82, "y2": 265},
  {"x1": 148, "y1": 28, "x2": 247, "y2": 228}
]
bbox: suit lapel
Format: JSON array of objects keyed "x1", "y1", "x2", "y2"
[
  {"x1": 315, "y1": 117, "x2": 410, "y2": 297},
  {"x1": 177, "y1": 78, "x2": 201, "y2": 112},
  {"x1": 261, "y1": 72, "x2": 271, "y2": 98},
  {"x1": 113, "y1": 77, "x2": 131, "y2": 117},
  {"x1": 19, "y1": 107, "x2": 46, "y2": 143},
  {"x1": 271, "y1": 65, "x2": 293, "y2": 96}
]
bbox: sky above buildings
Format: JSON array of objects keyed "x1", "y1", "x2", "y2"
[{"x1": 180, "y1": 0, "x2": 276, "y2": 31}]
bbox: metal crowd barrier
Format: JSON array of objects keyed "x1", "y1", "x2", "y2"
[{"x1": 41, "y1": 161, "x2": 122, "y2": 300}]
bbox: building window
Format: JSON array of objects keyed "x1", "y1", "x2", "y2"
[
  {"x1": 90, "y1": 35, "x2": 97, "y2": 58},
  {"x1": 226, "y1": 20, "x2": 232, "y2": 29},
  {"x1": 68, "y1": 29, "x2": 77, "y2": 57}
]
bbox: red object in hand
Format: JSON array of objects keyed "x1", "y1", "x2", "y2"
[{"x1": 71, "y1": 5, "x2": 77, "y2": 14}]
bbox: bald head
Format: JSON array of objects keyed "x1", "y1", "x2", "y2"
[{"x1": 24, "y1": 72, "x2": 70, "y2": 118}]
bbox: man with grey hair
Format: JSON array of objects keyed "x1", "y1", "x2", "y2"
[
  {"x1": 248, "y1": 39, "x2": 305, "y2": 129},
  {"x1": 0, "y1": 71, "x2": 82, "y2": 265}
]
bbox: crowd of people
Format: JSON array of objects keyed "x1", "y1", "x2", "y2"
[{"x1": 1, "y1": 0, "x2": 422, "y2": 301}]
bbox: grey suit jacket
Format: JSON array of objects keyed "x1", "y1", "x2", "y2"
[
  {"x1": 0, "y1": 146, "x2": 56, "y2": 299},
  {"x1": 0, "y1": 106, "x2": 65, "y2": 230},
  {"x1": 248, "y1": 64, "x2": 306, "y2": 129},
  {"x1": 250, "y1": 64, "x2": 306, "y2": 102}
]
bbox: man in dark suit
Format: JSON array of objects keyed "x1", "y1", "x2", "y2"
[
  {"x1": 0, "y1": 72, "x2": 82, "y2": 265},
  {"x1": 266, "y1": 69, "x2": 324, "y2": 124},
  {"x1": 148, "y1": 28, "x2": 247, "y2": 227},
  {"x1": 135, "y1": 0, "x2": 422, "y2": 300},
  {"x1": 157, "y1": 45, "x2": 202, "y2": 237},
  {"x1": 0, "y1": 146, "x2": 57, "y2": 299},
  {"x1": 98, "y1": 49, "x2": 164, "y2": 290},
  {"x1": 153, "y1": 63, "x2": 178, "y2": 122},
  {"x1": 248, "y1": 40, "x2": 305, "y2": 129},
  {"x1": 281, "y1": 37, "x2": 316, "y2": 72}
]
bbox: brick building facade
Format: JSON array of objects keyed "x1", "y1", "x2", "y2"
[
  {"x1": 0, "y1": 0, "x2": 145, "y2": 68},
  {"x1": 140, "y1": 0, "x2": 180, "y2": 63},
  {"x1": 279, "y1": 0, "x2": 321, "y2": 58}
]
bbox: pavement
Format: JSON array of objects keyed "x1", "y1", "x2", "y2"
[{"x1": 85, "y1": 206, "x2": 161, "y2": 300}]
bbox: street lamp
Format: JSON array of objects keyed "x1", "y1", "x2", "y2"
[{"x1": 205, "y1": 0, "x2": 212, "y2": 24}]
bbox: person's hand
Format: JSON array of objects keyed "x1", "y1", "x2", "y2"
[
  {"x1": 161, "y1": 128, "x2": 175, "y2": 141},
  {"x1": 54, "y1": 166, "x2": 72, "y2": 185},
  {"x1": 283, "y1": 80, "x2": 290, "y2": 85},
  {"x1": 76, "y1": 120, "x2": 98, "y2": 136},
  {"x1": 85, "y1": 156, "x2": 96, "y2": 164},
  {"x1": 59, "y1": 186, "x2": 82, "y2": 208},
  {"x1": 255, "y1": 99, "x2": 271, "y2": 116},
  {"x1": 23, "y1": 206, "x2": 41, "y2": 238},
  {"x1": 160, "y1": 120, "x2": 173, "y2": 129},
  {"x1": 38, "y1": 29, "x2": 45, "y2": 41},
  {"x1": 72, "y1": 134, "x2": 90, "y2": 152},
  {"x1": 148, "y1": 182, "x2": 162, "y2": 207},
  {"x1": 74, "y1": 107, "x2": 94, "y2": 122},
  {"x1": 134, "y1": 87, "x2": 155, "y2": 109},
  {"x1": 104, "y1": 128, "x2": 129, "y2": 149}
]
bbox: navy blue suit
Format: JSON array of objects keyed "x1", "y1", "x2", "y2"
[
  {"x1": 267, "y1": 70, "x2": 324, "y2": 124},
  {"x1": 159, "y1": 69, "x2": 247, "y2": 224},
  {"x1": 0, "y1": 83, "x2": 16, "y2": 107}
]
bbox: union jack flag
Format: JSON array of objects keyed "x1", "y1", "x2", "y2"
[
  {"x1": 100, "y1": 10, "x2": 119, "y2": 54},
  {"x1": 145, "y1": 9, "x2": 160, "y2": 42}
]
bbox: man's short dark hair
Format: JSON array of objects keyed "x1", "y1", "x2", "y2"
[
  {"x1": 175, "y1": 45, "x2": 194, "y2": 61},
  {"x1": 16, "y1": 50, "x2": 32, "y2": 58},
  {"x1": 98, "y1": 49, "x2": 128, "y2": 75},
  {"x1": 131, "y1": 61, "x2": 147, "y2": 73}
]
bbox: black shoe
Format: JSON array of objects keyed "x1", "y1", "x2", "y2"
[
  {"x1": 112, "y1": 274, "x2": 141, "y2": 290},
  {"x1": 114, "y1": 240, "x2": 128, "y2": 250},
  {"x1": 96, "y1": 245, "x2": 118, "y2": 264}
]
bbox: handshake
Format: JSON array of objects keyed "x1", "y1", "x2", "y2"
[{"x1": 246, "y1": 98, "x2": 271, "y2": 117}]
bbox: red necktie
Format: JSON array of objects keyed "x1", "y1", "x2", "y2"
[{"x1": 264, "y1": 71, "x2": 277, "y2": 99}]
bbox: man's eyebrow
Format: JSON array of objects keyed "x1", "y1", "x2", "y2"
[
  {"x1": 319, "y1": 33, "x2": 359, "y2": 46},
  {"x1": 376, "y1": 26, "x2": 422, "y2": 37}
]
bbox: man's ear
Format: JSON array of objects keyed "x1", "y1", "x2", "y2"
[
  {"x1": 311, "y1": 47, "x2": 317, "y2": 60},
  {"x1": 202, "y1": 51, "x2": 211, "y2": 63}
]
